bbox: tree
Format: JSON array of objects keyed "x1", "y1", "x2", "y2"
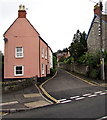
[
  {"x1": 53, "y1": 55, "x2": 57, "y2": 69},
  {"x1": 57, "y1": 50, "x2": 62, "y2": 54},
  {"x1": 62, "y1": 48, "x2": 68, "y2": 53},
  {"x1": 69, "y1": 30, "x2": 87, "y2": 62}
]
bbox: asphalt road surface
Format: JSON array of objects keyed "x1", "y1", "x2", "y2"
[{"x1": 3, "y1": 68, "x2": 107, "y2": 119}]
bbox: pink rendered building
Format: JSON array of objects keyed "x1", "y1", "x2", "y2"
[{"x1": 4, "y1": 5, "x2": 53, "y2": 80}]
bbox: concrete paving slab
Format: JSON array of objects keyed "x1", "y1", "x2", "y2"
[
  {"x1": 0, "y1": 101, "x2": 18, "y2": 106},
  {"x1": 24, "y1": 100, "x2": 51, "y2": 108},
  {"x1": 24, "y1": 93, "x2": 41, "y2": 98},
  {"x1": 1, "y1": 84, "x2": 53, "y2": 113}
]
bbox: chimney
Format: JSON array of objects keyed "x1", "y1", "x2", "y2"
[
  {"x1": 94, "y1": 3, "x2": 100, "y2": 16},
  {"x1": 18, "y1": 5, "x2": 26, "y2": 18}
]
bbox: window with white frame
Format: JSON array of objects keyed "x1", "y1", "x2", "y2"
[
  {"x1": 45, "y1": 50, "x2": 47, "y2": 59},
  {"x1": 14, "y1": 65, "x2": 24, "y2": 76},
  {"x1": 42, "y1": 64, "x2": 45, "y2": 75},
  {"x1": 16, "y1": 47, "x2": 24, "y2": 58},
  {"x1": 42, "y1": 48, "x2": 44, "y2": 58}
]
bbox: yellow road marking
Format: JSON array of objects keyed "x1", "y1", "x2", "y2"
[
  {"x1": 66, "y1": 70, "x2": 107, "y2": 87},
  {"x1": 40, "y1": 85, "x2": 59, "y2": 103},
  {"x1": 65, "y1": 70, "x2": 98, "y2": 86},
  {"x1": 41, "y1": 71, "x2": 57, "y2": 86},
  {"x1": 39, "y1": 71, "x2": 60, "y2": 103},
  {"x1": 99, "y1": 83, "x2": 107, "y2": 87}
]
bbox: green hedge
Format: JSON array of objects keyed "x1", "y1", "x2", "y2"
[
  {"x1": 50, "y1": 68, "x2": 56, "y2": 77},
  {"x1": 89, "y1": 69, "x2": 100, "y2": 79}
]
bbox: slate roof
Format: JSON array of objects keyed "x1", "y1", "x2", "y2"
[{"x1": 86, "y1": 14, "x2": 107, "y2": 40}]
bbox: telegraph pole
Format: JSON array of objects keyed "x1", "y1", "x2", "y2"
[{"x1": 99, "y1": 1, "x2": 105, "y2": 81}]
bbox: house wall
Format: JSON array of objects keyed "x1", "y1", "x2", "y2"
[
  {"x1": 105, "y1": 21, "x2": 107, "y2": 50},
  {"x1": 4, "y1": 18, "x2": 39, "y2": 79},
  {"x1": 49, "y1": 47, "x2": 53, "y2": 69},
  {"x1": 47, "y1": 47, "x2": 50, "y2": 75},
  {"x1": 47, "y1": 47, "x2": 53, "y2": 75},
  {"x1": 87, "y1": 17, "x2": 107, "y2": 53},
  {"x1": 40, "y1": 40, "x2": 48, "y2": 77}
]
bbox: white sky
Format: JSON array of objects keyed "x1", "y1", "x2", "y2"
[{"x1": 0, "y1": 0, "x2": 106, "y2": 53}]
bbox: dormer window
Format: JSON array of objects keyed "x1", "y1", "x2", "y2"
[{"x1": 15, "y1": 47, "x2": 24, "y2": 58}]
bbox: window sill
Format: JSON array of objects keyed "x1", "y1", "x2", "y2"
[
  {"x1": 14, "y1": 75, "x2": 24, "y2": 77},
  {"x1": 15, "y1": 57, "x2": 24, "y2": 59}
]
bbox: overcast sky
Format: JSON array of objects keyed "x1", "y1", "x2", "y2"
[{"x1": 0, "y1": 0, "x2": 106, "y2": 53}]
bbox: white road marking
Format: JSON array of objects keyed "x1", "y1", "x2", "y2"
[
  {"x1": 70, "y1": 96, "x2": 80, "y2": 99},
  {"x1": 0, "y1": 112, "x2": 8, "y2": 116},
  {"x1": 58, "y1": 99, "x2": 67, "y2": 102},
  {"x1": 59, "y1": 90, "x2": 107, "y2": 104},
  {"x1": 0, "y1": 101, "x2": 18, "y2": 106},
  {"x1": 82, "y1": 93, "x2": 91, "y2": 96},
  {"x1": 60, "y1": 100, "x2": 71, "y2": 104},
  {"x1": 95, "y1": 91, "x2": 103, "y2": 94},
  {"x1": 96, "y1": 116, "x2": 107, "y2": 120},
  {"x1": 75, "y1": 97, "x2": 85, "y2": 100},
  {"x1": 99, "y1": 92, "x2": 106, "y2": 95},
  {"x1": 88, "y1": 94, "x2": 97, "y2": 97}
]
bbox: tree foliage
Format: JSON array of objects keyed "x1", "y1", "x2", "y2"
[
  {"x1": 77, "y1": 52, "x2": 100, "y2": 68},
  {"x1": 69, "y1": 30, "x2": 87, "y2": 62},
  {"x1": 53, "y1": 55, "x2": 57, "y2": 69}
]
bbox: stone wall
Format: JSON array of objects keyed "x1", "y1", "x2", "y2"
[
  {"x1": 60, "y1": 63, "x2": 107, "y2": 80},
  {"x1": 87, "y1": 17, "x2": 107, "y2": 53},
  {"x1": 60, "y1": 63, "x2": 88, "y2": 76},
  {"x1": 2, "y1": 77, "x2": 37, "y2": 93}
]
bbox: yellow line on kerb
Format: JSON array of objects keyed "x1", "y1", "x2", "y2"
[
  {"x1": 40, "y1": 71, "x2": 60, "y2": 104},
  {"x1": 65, "y1": 70, "x2": 98, "y2": 86}
]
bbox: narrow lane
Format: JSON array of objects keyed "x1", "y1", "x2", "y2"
[{"x1": 43, "y1": 69, "x2": 106, "y2": 100}]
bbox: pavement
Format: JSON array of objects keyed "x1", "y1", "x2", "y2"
[
  {"x1": 1, "y1": 83, "x2": 52, "y2": 115},
  {"x1": 1, "y1": 68, "x2": 107, "y2": 117}
]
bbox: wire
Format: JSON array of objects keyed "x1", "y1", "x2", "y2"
[
  {"x1": 88, "y1": 0, "x2": 106, "y2": 5},
  {"x1": 102, "y1": 10, "x2": 107, "y2": 13},
  {"x1": 88, "y1": 0, "x2": 97, "y2": 4}
]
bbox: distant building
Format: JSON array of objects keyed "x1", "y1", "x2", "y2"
[
  {"x1": 87, "y1": 3, "x2": 107, "y2": 53},
  {"x1": 57, "y1": 51, "x2": 70, "y2": 62},
  {"x1": 4, "y1": 5, "x2": 53, "y2": 80}
]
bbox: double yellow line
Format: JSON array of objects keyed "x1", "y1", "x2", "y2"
[
  {"x1": 38, "y1": 71, "x2": 60, "y2": 104},
  {"x1": 65, "y1": 70, "x2": 99, "y2": 86}
]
